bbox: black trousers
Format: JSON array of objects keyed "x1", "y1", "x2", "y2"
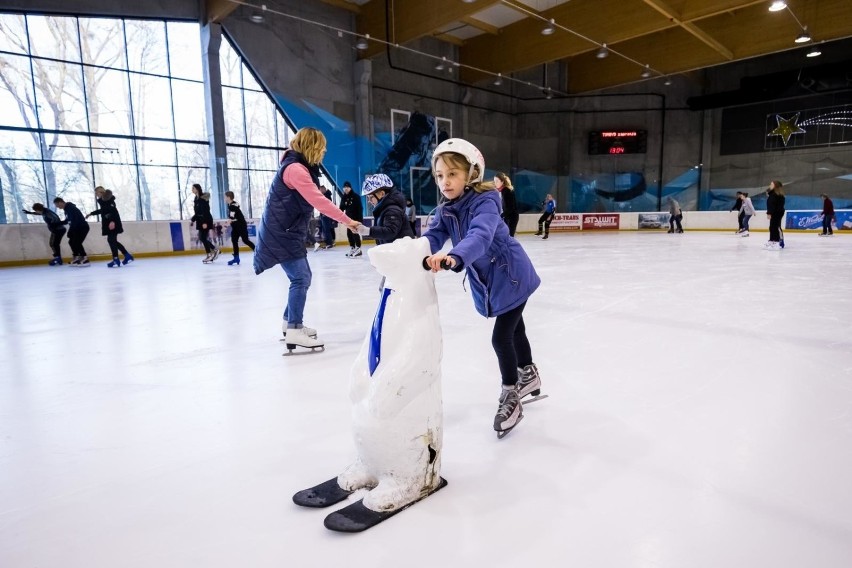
[
  {"x1": 49, "y1": 229, "x2": 65, "y2": 258},
  {"x1": 346, "y1": 228, "x2": 362, "y2": 248},
  {"x1": 505, "y1": 215, "x2": 519, "y2": 237},
  {"x1": 769, "y1": 214, "x2": 783, "y2": 241},
  {"x1": 231, "y1": 228, "x2": 255, "y2": 256},
  {"x1": 537, "y1": 213, "x2": 554, "y2": 234},
  {"x1": 492, "y1": 301, "x2": 533, "y2": 386},
  {"x1": 68, "y1": 226, "x2": 89, "y2": 257},
  {"x1": 198, "y1": 228, "x2": 215, "y2": 253},
  {"x1": 822, "y1": 215, "x2": 834, "y2": 234},
  {"x1": 669, "y1": 214, "x2": 683, "y2": 232},
  {"x1": 106, "y1": 232, "x2": 129, "y2": 258}
]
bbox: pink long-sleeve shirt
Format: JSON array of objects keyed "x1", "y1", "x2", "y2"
[{"x1": 282, "y1": 163, "x2": 353, "y2": 226}]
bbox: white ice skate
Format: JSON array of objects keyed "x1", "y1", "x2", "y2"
[
  {"x1": 283, "y1": 327, "x2": 324, "y2": 355},
  {"x1": 280, "y1": 322, "x2": 317, "y2": 341}
]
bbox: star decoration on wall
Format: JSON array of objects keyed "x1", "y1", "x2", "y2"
[{"x1": 768, "y1": 113, "x2": 806, "y2": 146}]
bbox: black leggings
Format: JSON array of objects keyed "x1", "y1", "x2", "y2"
[
  {"x1": 49, "y1": 229, "x2": 65, "y2": 258},
  {"x1": 537, "y1": 213, "x2": 554, "y2": 234},
  {"x1": 505, "y1": 215, "x2": 519, "y2": 237},
  {"x1": 492, "y1": 301, "x2": 533, "y2": 386},
  {"x1": 198, "y1": 228, "x2": 215, "y2": 253},
  {"x1": 346, "y1": 228, "x2": 362, "y2": 248},
  {"x1": 769, "y1": 214, "x2": 783, "y2": 242},
  {"x1": 68, "y1": 226, "x2": 89, "y2": 257},
  {"x1": 231, "y1": 229, "x2": 255, "y2": 255},
  {"x1": 106, "y1": 232, "x2": 129, "y2": 258}
]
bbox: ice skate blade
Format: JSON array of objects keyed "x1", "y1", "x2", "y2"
[
  {"x1": 496, "y1": 413, "x2": 524, "y2": 439},
  {"x1": 521, "y1": 393, "x2": 549, "y2": 405},
  {"x1": 283, "y1": 344, "x2": 325, "y2": 356}
]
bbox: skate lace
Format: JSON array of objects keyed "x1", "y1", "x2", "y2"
[{"x1": 497, "y1": 390, "x2": 518, "y2": 419}]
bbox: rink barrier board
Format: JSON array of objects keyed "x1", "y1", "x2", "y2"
[{"x1": 0, "y1": 211, "x2": 847, "y2": 266}]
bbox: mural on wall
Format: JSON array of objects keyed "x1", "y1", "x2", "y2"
[{"x1": 570, "y1": 168, "x2": 699, "y2": 213}]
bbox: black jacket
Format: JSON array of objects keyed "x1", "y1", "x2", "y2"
[
  {"x1": 25, "y1": 208, "x2": 65, "y2": 233},
  {"x1": 501, "y1": 188, "x2": 518, "y2": 219},
  {"x1": 61, "y1": 202, "x2": 88, "y2": 231},
  {"x1": 191, "y1": 194, "x2": 214, "y2": 230},
  {"x1": 766, "y1": 190, "x2": 786, "y2": 217},
  {"x1": 340, "y1": 190, "x2": 363, "y2": 222},
  {"x1": 228, "y1": 201, "x2": 248, "y2": 236},
  {"x1": 90, "y1": 196, "x2": 124, "y2": 235},
  {"x1": 369, "y1": 189, "x2": 415, "y2": 245},
  {"x1": 730, "y1": 197, "x2": 743, "y2": 212}
]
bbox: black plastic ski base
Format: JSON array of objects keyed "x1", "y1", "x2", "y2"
[
  {"x1": 293, "y1": 477, "x2": 353, "y2": 508},
  {"x1": 323, "y1": 477, "x2": 448, "y2": 533}
]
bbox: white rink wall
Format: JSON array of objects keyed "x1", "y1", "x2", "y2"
[{"x1": 0, "y1": 211, "x2": 836, "y2": 265}]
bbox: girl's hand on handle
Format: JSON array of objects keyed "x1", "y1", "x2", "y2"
[{"x1": 424, "y1": 253, "x2": 455, "y2": 272}]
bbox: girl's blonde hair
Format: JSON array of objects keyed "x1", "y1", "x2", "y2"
[
  {"x1": 770, "y1": 180, "x2": 785, "y2": 195},
  {"x1": 290, "y1": 127, "x2": 327, "y2": 165},
  {"x1": 495, "y1": 172, "x2": 513, "y2": 190},
  {"x1": 434, "y1": 152, "x2": 494, "y2": 193}
]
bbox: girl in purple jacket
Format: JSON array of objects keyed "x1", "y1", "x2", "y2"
[{"x1": 423, "y1": 138, "x2": 542, "y2": 438}]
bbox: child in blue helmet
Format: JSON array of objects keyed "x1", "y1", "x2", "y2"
[{"x1": 423, "y1": 138, "x2": 542, "y2": 437}]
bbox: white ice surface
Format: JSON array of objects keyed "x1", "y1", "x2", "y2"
[{"x1": 1, "y1": 232, "x2": 851, "y2": 568}]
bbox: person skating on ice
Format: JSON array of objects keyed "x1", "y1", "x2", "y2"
[
  {"x1": 190, "y1": 184, "x2": 218, "y2": 263},
  {"x1": 739, "y1": 192, "x2": 755, "y2": 237},
  {"x1": 731, "y1": 191, "x2": 744, "y2": 234},
  {"x1": 253, "y1": 127, "x2": 359, "y2": 351},
  {"x1": 86, "y1": 186, "x2": 134, "y2": 267},
  {"x1": 354, "y1": 174, "x2": 414, "y2": 246},
  {"x1": 422, "y1": 138, "x2": 542, "y2": 437},
  {"x1": 667, "y1": 197, "x2": 683, "y2": 233},
  {"x1": 535, "y1": 193, "x2": 556, "y2": 239},
  {"x1": 22, "y1": 202, "x2": 66, "y2": 265},
  {"x1": 819, "y1": 194, "x2": 835, "y2": 236},
  {"x1": 339, "y1": 181, "x2": 364, "y2": 257},
  {"x1": 53, "y1": 197, "x2": 90, "y2": 267},
  {"x1": 765, "y1": 180, "x2": 786, "y2": 249},
  {"x1": 224, "y1": 191, "x2": 255, "y2": 265},
  {"x1": 495, "y1": 172, "x2": 519, "y2": 237}
]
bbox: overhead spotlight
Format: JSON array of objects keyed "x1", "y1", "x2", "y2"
[
  {"x1": 355, "y1": 34, "x2": 369, "y2": 50},
  {"x1": 664, "y1": 76, "x2": 672, "y2": 86},
  {"x1": 641, "y1": 64, "x2": 652, "y2": 78},
  {"x1": 806, "y1": 46, "x2": 822, "y2": 57},
  {"x1": 596, "y1": 43, "x2": 609, "y2": 59},
  {"x1": 768, "y1": 1, "x2": 787, "y2": 11},
  {"x1": 493, "y1": 73, "x2": 503, "y2": 86},
  {"x1": 795, "y1": 27, "x2": 811, "y2": 43},
  {"x1": 435, "y1": 56, "x2": 446, "y2": 71},
  {"x1": 541, "y1": 19, "x2": 555, "y2": 36},
  {"x1": 461, "y1": 0, "x2": 477, "y2": 3},
  {"x1": 249, "y1": 13, "x2": 265, "y2": 23},
  {"x1": 543, "y1": 88, "x2": 553, "y2": 99}
]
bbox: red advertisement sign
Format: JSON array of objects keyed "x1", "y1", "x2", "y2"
[
  {"x1": 550, "y1": 213, "x2": 582, "y2": 231},
  {"x1": 582, "y1": 214, "x2": 620, "y2": 230}
]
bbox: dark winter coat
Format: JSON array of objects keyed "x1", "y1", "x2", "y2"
[
  {"x1": 822, "y1": 197, "x2": 835, "y2": 218},
  {"x1": 424, "y1": 188, "x2": 541, "y2": 318},
  {"x1": 340, "y1": 190, "x2": 363, "y2": 222},
  {"x1": 90, "y1": 196, "x2": 124, "y2": 235},
  {"x1": 501, "y1": 188, "x2": 518, "y2": 220},
  {"x1": 228, "y1": 202, "x2": 248, "y2": 236},
  {"x1": 191, "y1": 194, "x2": 214, "y2": 230},
  {"x1": 766, "y1": 190, "x2": 786, "y2": 217},
  {"x1": 61, "y1": 202, "x2": 88, "y2": 231},
  {"x1": 253, "y1": 151, "x2": 319, "y2": 275},
  {"x1": 730, "y1": 197, "x2": 743, "y2": 212},
  {"x1": 39, "y1": 209, "x2": 65, "y2": 233},
  {"x1": 369, "y1": 188, "x2": 414, "y2": 245}
]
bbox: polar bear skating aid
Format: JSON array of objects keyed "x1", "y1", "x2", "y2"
[{"x1": 291, "y1": 237, "x2": 447, "y2": 532}]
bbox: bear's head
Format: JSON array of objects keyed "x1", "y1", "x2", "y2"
[{"x1": 367, "y1": 237, "x2": 434, "y2": 291}]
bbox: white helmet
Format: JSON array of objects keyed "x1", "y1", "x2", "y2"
[
  {"x1": 361, "y1": 173, "x2": 394, "y2": 196},
  {"x1": 431, "y1": 138, "x2": 485, "y2": 184}
]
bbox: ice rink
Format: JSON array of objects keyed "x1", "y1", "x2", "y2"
[{"x1": 1, "y1": 230, "x2": 851, "y2": 568}]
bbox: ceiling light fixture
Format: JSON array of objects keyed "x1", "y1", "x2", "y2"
[
  {"x1": 493, "y1": 73, "x2": 503, "y2": 86},
  {"x1": 462, "y1": 0, "x2": 477, "y2": 3},
  {"x1": 541, "y1": 19, "x2": 555, "y2": 36},
  {"x1": 544, "y1": 88, "x2": 553, "y2": 99},
  {"x1": 435, "y1": 56, "x2": 447, "y2": 71},
  {"x1": 664, "y1": 76, "x2": 672, "y2": 86},
  {"x1": 806, "y1": 46, "x2": 822, "y2": 57},
  {"x1": 641, "y1": 64, "x2": 652, "y2": 78},
  {"x1": 355, "y1": 34, "x2": 369, "y2": 50},
  {"x1": 768, "y1": 1, "x2": 787, "y2": 11},
  {"x1": 596, "y1": 43, "x2": 609, "y2": 59},
  {"x1": 249, "y1": 13, "x2": 265, "y2": 23},
  {"x1": 795, "y1": 27, "x2": 811, "y2": 43}
]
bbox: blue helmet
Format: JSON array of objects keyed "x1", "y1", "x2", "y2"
[{"x1": 361, "y1": 173, "x2": 394, "y2": 196}]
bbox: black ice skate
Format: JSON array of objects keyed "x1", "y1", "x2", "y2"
[
  {"x1": 494, "y1": 386, "x2": 523, "y2": 439},
  {"x1": 517, "y1": 364, "x2": 548, "y2": 404},
  {"x1": 283, "y1": 327, "x2": 324, "y2": 355}
]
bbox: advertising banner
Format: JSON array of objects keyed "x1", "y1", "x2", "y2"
[
  {"x1": 637, "y1": 213, "x2": 670, "y2": 230},
  {"x1": 550, "y1": 213, "x2": 582, "y2": 231},
  {"x1": 582, "y1": 213, "x2": 620, "y2": 230},
  {"x1": 785, "y1": 210, "x2": 852, "y2": 231}
]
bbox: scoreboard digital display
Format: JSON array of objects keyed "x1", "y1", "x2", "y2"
[{"x1": 588, "y1": 130, "x2": 648, "y2": 155}]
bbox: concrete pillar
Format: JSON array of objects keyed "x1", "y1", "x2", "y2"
[{"x1": 200, "y1": 22, "x2": 228, "y2": 218}]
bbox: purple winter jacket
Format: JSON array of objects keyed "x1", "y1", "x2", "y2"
[{"x1": 424, "y1": 188, "x2": 540, "y2": 318}]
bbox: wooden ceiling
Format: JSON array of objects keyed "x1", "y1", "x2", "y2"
[{"x1": 321, "y1": 0, "x2": 852, "y2": 93}]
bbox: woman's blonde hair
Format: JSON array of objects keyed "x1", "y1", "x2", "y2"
[
  {"x1": 434, "y1": 152, "x2": 494, "y2": 193},
  {"x1": 770, "y1": 180, "x2": 785, "y2": 195},
  {"x1": 290, "y1": 127, "x2": 327, "y2": 165},
  {"x1": 495, "y1": 172, "x2": 513, "y2": 190}
]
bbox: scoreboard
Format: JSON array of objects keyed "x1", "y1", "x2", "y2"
[{"x1": 588, "y1": 130, "x2": 648, "y2": 155}]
